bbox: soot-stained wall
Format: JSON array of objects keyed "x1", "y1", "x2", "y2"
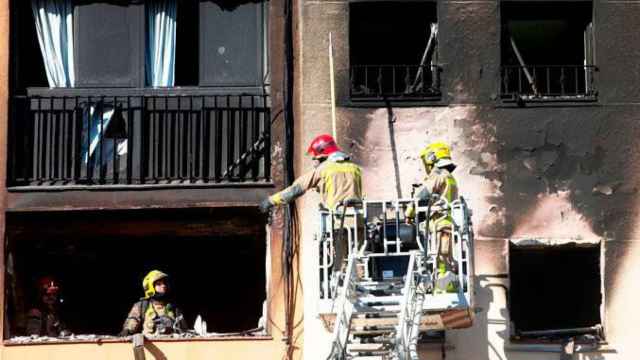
[{"x1": 297, "y1": 0, "x2": 640, "y2": 359}]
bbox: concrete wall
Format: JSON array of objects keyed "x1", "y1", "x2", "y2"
[{"x1": 297, "y1": 0, "x2": 640, "y2": 359}]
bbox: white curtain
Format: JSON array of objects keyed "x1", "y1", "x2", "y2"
[
  {"x1": 82, "y1": 105, "x2": 115, "y2": 165},
  {"x1": 146, "y1": 0, "x2": 177, "y2": 87},
  {"x1": 31, "y1": 0, "x2": 75, "y2": 87}
]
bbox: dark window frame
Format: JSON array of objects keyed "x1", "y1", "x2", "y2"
[
  {"x1": 199, "y1": 0, "x2": 269, "y2": 88},
  {"x1": 507, "y1": 240, "x2": 605, "y2": 343},
  {"x1": 10, "y1": 0, "x2": 271, "y2": 95},
  {"x1": 498, "y1": 0, "x2": 598, "y2": 104},
  {"x1": 73, "y1": 0, "x2": 146, "y2": 88},
  {"x1": 347, "y1": 0, "x2": 442, "y2": 104}
]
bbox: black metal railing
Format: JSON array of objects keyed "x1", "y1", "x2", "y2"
[
  {"x1": 8, "y1": 94, "x2": 271, "y2": 187},
  {"x1": 350, "y1": 64, "x2": 441, "y2": 101},
  {"x1": 500, "y1": 65, "x2": 597, "y2": 100}
]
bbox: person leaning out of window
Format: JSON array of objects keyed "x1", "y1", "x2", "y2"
[
  {"x1": 120, "y1": 270, "x2": 188, "y2": 336},
  {"x1": 26, "y1": 276, "x2": 71, "y2": 337}
]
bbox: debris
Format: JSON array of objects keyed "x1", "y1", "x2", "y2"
[{"x1": 592, "y1": 184, "x2": 614, "y2": 196}]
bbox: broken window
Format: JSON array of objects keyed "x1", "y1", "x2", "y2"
[
  {"x1": 349, "y1": 1, "x2": 440, "y2": 101},
  {"x1": 500, "y1": 2, "x2": 596, "y2": 101},
  {"x1": 508, "y1": 241, "x2": 603, "y2": 342},
  {"x1": 4, "y1": 208, "x2": 268, "y2": 341}
]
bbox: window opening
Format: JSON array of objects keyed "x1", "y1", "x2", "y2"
[
  {"x1": 174, "y1": 0, "x2": 199, "y2": 86},
  {"x1": 509, "y1": 241, "x2": 603, "y2": 342},
  {"x1": 12, "y1": 0, "x2": 49, "y2": 93},
  {"x1": 349, "y1": 1, "x2": 440, "y2": 101},
  {"x1": 4, "y1": 208, "x2": 268, "y2": 341},
  {"x1": 500, "y1": 2, "x2": 596, "y2": 101}
]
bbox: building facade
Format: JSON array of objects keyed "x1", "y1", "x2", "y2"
[
  {"x1": 0, "y1": 0, "x2": 304, "y2": 359},
  {"x1": 296, "y1": 0, "x2": 640, "y2": 359},
  {"x1": 2, "y1": 0, "x2": 640, "y2": 359}
]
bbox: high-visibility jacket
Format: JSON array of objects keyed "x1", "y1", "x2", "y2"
[
  {"x1": 123, "y1": 299, "x2": 187, "y2": 335},
  {"x1": 407, "y1": 167, "x2": 458, "y2": 231},
  {"x1": 269, "y1": 152, "x2": 362, "y2": 210}
]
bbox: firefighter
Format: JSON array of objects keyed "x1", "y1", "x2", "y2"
[
  {"x1": 26, "y1": 276, "x2": 70, "y2": 337},
  {"x1": 259, "y1": 134, "x2": 362, "y2": 212},
  {"x1": 120, "y1": 270, "x2": 188, "y2": 336},
  {"x1": 259, "y1": 134, "x2": 363, "y2": 272},
  {"x1": 406, "y1": 141, "x2": 459, "y2": 293}
]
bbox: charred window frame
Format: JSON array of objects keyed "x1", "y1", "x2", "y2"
[
  {"x1": 499, "y1": 1, "x2": 597, "y2": 103},
  {"x1": 508, "y1": 240, "x2": 604, "y2": 343},
  {"x1": 3, "y1": 208, "x2": 270, "y2": 342},
  {"x1": 349, "y1": 0, "x2": 441, "y2": 102}
]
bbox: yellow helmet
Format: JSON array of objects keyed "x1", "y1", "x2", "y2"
[
  {"x1": 419, "y1": 142, "x2": 455, "y2": 172},
  {"x1": 142, "y1": 270, "x2": 169, "y2": 299}
]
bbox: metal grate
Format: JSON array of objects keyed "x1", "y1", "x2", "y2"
[
  {"x1": 8, "y1": 94, "x2": 271, "y2": 187},
  {"x1": 350, "y1": 64, "x2": 441, "y2": 101},
  {"x1": 500, "y1": 65, "x2": 597, "y2": 101}
]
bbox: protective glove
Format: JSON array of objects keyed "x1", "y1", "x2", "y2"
[{"x1": 259, "y1": 198, "x2": 274, "y2": 213}]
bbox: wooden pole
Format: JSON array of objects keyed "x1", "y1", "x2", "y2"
[{"x1": 329, "y1": 33, "x2": 337, "y2": 142}]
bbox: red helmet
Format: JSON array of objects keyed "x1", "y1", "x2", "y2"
[
  {"x1": 38, "y1": 276, "x2": 60, "y2": 295},
  {"x1": 307, "y1": 134, "x2": 341, "y2": 159}
]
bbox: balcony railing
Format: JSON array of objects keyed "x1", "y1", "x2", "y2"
[
  {"x1": 8, "y1": 94, "x2": 271, "y2": 187},
  {"x1": 350, "y1": 64, "x2": 441, "y2": 101},
  {"x1": 500, "y1": 65, "x2": 597, "y2": 101}
]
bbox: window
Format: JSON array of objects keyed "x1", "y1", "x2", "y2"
[
  {"x1": 74, "y1": 1, "x2": 145, "y2": 87},
  {"x1": 12, "y1": 0, "x2": 269, "y2": 91},
  {"x1": 500, "y1": 2, "x2": 596, "y2": 102},
  {"x1": 509, "y1": 241, "x2": 603, "y2": 341},
  {"x1": 4, "y1": 208, "x2": 268, "y2": 340},
  {"x1": 349, "y1": 1, "x2": 440, "y2": 101},
  {"x1": 200, "y1": 1, "x2": 269, "y2": 87}
]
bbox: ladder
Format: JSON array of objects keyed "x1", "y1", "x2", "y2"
[
  {"x1": 327, "y1": 251, "x2": 426, "y2": 360},
  {"x1": 320, "y1": 198, "x2": 475, "y2": 360}
]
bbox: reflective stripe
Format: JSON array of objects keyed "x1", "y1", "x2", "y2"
[
  {"x1": 319, "y1": 161, "x2": 362, "y2": 210},
  {"x1": 143, "y1": 302, "x2": 176, "y2": 334},
  {"x1": 445, "y1": 176, "x2": 457, "y2": 202},
  {"x1": 270, "y1": 193, "x2": 284, "y2": 205}
]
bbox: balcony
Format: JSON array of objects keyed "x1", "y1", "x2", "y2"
[
  {"x1": 350, "y1": 64, "x2": 442, "y2": 102},
  {"x1": 8, "y1": 92, "x2": 271, "y2": 189},
  {"x1": 500, "y1": 65, "x2": 597, "y2": 102}
]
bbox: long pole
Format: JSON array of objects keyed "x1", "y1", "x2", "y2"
[
  {"x1": 509, "y1": 36, "x2": 538, "y2": 95},
  {"x1": 329, "y1": 33, "x2": 337, "y2": 142}
]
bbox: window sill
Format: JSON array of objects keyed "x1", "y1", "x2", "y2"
[
  {"x1": 344, "y1": 97, "x2": 447, "y2": 108},
  {"x1": 25, "y1": 86, "x2": 271, "y2": 98},
  {"x1": 497, "y1": 95, "x2": 599, "y2": 108},
  {"x1": 505, "y1": 341, "x2": 615, "y2": 354},
  {"x1": 3, "y1": 334, "x2": 274, "y2": 347},
  {"x1": 7, "y1": 181, "x2": 275, "y2": 193}
]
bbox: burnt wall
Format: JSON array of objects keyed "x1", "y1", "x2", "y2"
[{"x1": 298, "y1": 0, "x2": 640, "y2": 359}]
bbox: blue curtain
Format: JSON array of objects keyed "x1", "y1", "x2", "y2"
[
  {"x1": 31, "y1": 0, "x2": 75, "y2": 87},
  {"x1": 146, "y1": 0, "x2": 177, "y2": 87}
]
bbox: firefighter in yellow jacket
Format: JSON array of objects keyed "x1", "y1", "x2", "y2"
[
  {"x1": 259, "y1": 134, "x2": 362, "y2": 212},
  {"x1": 406, "y1": 142, "x2": 459, "y2": 293},
  {"x1": 260, "y1": 134, "x2": 363, "y2": 272},
  {"x1": 120, "y1": 270, "x2": 188, "y2": 336}
]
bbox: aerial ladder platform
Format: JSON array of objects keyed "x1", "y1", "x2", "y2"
[{"x1": 316, "y1": 197, "x2": 475, "y2": 360}]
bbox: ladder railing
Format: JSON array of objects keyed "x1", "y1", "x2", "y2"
[
  {"x1": 395, "y1": 251, "x2": 424, "y2": 360},
  {"x1": 318, "y1": 206, "x2": 364, "y2": 301},
  {"x1": 451, "y1": 197, "x2": 475, "y2": 302},
  {"x1": 327, "y1": 254, "x2": 359, "y2": 360}
]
